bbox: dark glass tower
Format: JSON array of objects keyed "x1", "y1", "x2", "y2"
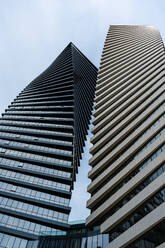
[{"x1": 0, "y1": 42, "x2": 97, "y2": 248}]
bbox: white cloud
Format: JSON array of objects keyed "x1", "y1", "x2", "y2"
[{"x1": 69, "y1": 131, "x2": 92, "y2": 221}]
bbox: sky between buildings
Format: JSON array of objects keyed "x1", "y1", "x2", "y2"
[{"x1": 0, "y1": 0, "x2": 164, "y2": 221}]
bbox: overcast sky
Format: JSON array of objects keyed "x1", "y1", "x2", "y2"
[{"x1": 0, "y1": 0, "x2": 165, "y2": 221}]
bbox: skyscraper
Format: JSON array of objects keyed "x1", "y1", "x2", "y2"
[
  {"x1": 86, "y1": 25, "x2": 165, "y2": 248},
  {"x1": 0, "y1": 42, "x2": 97, "y2": 248}
]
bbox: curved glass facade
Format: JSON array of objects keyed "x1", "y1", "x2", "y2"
[{"x1": 0, "y1": 43, "x2": 97, "y2": 245}]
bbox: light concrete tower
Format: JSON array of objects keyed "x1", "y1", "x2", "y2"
[{"x1": 86, "y1": 25, "x2": 165, "y2": 248}]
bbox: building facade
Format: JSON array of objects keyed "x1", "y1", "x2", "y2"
[
  {"x1": 86, "y1": 25, "x2": 165, "y2": 248},
  {"x1": 0, "y1": 42, "x2": 97, "y2": 247},
  {"x1": 35, "y1": 221, "x2": 109, "y2": 248}
]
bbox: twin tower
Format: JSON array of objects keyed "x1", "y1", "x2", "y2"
[{"x1": 0, "y1": 26, "x2": 164, "y2": 248}]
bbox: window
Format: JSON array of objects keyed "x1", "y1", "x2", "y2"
[
  {"x1": 11, "y1": 185, "x2": 17, "y2": 192},
  {"x1": 18, "y1": 163, "x2": 24, "y2": 168}
]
